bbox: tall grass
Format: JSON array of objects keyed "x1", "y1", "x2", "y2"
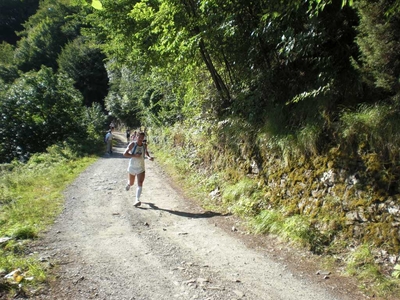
[
  {"x1": 252, "y1": 209, "x2": 317, "y2": 248},
  {"x1": 257, "y1": 122, "x2": 322, "y2": 166},
  {"x1": 0, "y1": 145, "x2": 96, "y2": 298},
  {"x1": 221, "y1": 177, "x2": 263, "y2": 217},
  {"x1": 345, "y1": 244, "x2": 400, "y2": 297},
  {"x1": 340, "y1": 103, "x2": 400, "y2": 161},
  {"x1": 151, "y1": 115, "x2": 400, "y2": 298}
]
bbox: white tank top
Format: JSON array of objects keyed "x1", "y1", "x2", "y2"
[{"x1": 128, "y1": 143, "x2": 145, "y2": 171}]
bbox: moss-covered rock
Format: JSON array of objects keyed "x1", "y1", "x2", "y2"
[{"x1": 152, "y1": 120, "x2": 400, "y2": 261}]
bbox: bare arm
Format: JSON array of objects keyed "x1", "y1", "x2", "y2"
[
  {"x1": 145, "y1": 145, "x2": 154, "y2": 161},
  {"x1": 123, "y1": 143, "x2": 141, "y2": 158}
]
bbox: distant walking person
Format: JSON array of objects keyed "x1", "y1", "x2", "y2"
[
  {"x1": 126, "y1": 129, "x2": 131, "y2": 144},
  {"x1": 123, "y1": 132, "x2": 154, "y2": 207},
  {"x1": 105, "y1": 127, "x2": 114, "y2": 154},
  {"x1": 131, "y1": 131, "x2": 138, "y2": 142}
]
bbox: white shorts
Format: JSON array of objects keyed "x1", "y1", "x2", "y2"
[
  {"x1": 128, "y1": 156, "x2": 145, "y2": 175},
  {"x1": 128, "y1": 165, "x2": 145, "y2": 175}
]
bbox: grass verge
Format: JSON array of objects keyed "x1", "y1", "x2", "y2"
[
  {"x1": 0, "y1": 145, "x2": 97, "y2": 298},
  {"x1": 152, "y1": 136, "x2": 400, "y2": 299}
]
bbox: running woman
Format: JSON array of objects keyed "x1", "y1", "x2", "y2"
[{"x1": 123, "y1": 132, "x2": 154, "y2": 207}]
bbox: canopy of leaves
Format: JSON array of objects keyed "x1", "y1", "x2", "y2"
[
  {"x1": 58, "y1": 37, "x2": 109, "y2": 107},
  {"x1": 1, "y1": 0, "x2": 399, "y2": 165},
  {"x1": 91, "y1": 0, "x2": 363, "y2": 128},
  {"x1": 0, "y1": 0, "x2": 111, "y2": 162},
  {"x1": 0, "y1": 67, "x2": 84, "y2": 163},
  {"x1": 0, "y1": 0, "x2": 39, "y2": 44},
  {"x1": 14, "y1": 0, "x2": 90, "y2": 72},
  {"x1": 355, "y1": 0, "x2": 400, "y2": 96}
]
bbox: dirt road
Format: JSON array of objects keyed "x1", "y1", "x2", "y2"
[{"x1": 33, "y1": 133, "x2": 367, "y2": 300}]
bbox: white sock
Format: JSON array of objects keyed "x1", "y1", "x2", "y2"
[{"x1": 136, "y1": 186, "x2": 142, "y2": 201}]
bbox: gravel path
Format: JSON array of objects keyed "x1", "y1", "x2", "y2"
[{"x1": 32, "y1": 133, "x2": 368, "y2": 300}]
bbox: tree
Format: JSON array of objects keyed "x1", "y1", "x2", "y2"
[
  {"x1": 58, "y1": 37, "x2": 109, "y2": 107},
  {"x1": 14, "y1": 0, "x2": 88, "y2": 72},
  {"x1": 355, "y1": 0, "x2": 400, "y2": 97},
  {"x1": 0, "y1": 42, "x2": 20, "y2": 84},
  {"x1": 103, "y1": 65, "x2": 143, "y2": 128},
  {"x1": 0, "y1": 66, "x2": 84, "y2": 162},
  {"x1": 0, "y1": 0, "x2": 39, "y2": 44}
]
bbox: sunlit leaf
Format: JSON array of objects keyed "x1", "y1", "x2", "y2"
[{"x1": 91, "y1": 0, "x2": 103, "y2": 10}]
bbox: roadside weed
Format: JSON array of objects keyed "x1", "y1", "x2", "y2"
[
  {"x1": 252, "y1": 210, "x2": 316, "y2": 246},
  {"x1": 392, "y1": 264, "x2": 400, "y2": 279},
  {"x1": 252, "y1": 209, "x2": 284, "y2": 235},
  {"x1": 345, "y1": 244, "x2": 400, "y2": 297},
  {"x1": 222, "y1": 178, "x2": 262, "y2": 217},
  {"x1": 0, "y1": 146, "x2": 96, "y2": 297},
  {"x1": 10, "y1": 225, "x2": 37, "y2": 240}
]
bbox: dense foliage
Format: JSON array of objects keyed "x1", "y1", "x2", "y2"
[
  {"x1": 92, "y1": 1, "x2": 398, "y2": 149},
  {"x1": 0, "y1": 0, "x2": 39, "y2": 44},
  {"x1": 0, "y1": 67, "x2": 82, "y2": 161},
  {"x1": 93, "y1": 0, "x2": 399, "y2": 142},
  {"x1": 2, "y1": 0, "x2": 398, "y2": 164},
  {"x1": 0, "y1": 0, "x2": 109, "y2": 163},
  {"x1": 89, "y1": 0, "x2": 400, "y2": 260},
  {"x1": 0, "y1": 0, "x2": 399, "y2": 294}
]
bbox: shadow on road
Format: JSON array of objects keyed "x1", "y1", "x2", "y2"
[{"x1": 139, "y1": 203, "x2": 230, "y2": 219}]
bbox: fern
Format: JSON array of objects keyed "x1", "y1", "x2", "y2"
[{"x1": 392, "y1": 264, "x2": 400, "y2": 279}]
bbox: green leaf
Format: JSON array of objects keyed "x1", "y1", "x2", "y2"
[
  {"x1": 91, "y1": 0, "x2": 103, "y2": 10},
  {"x1": 392, "y1": 264, "x2": 400, "y2": 278}
]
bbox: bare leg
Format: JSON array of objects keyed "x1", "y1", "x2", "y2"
[
  {"x1": 128, "y1": 173, "x2": 136, "y2": 186},
  {"x1": 136, "y1": 171, "x2": 145, "y2": 187},
  {"x1": 126, "y1": 173, "x2": 136, "y2": 191}
]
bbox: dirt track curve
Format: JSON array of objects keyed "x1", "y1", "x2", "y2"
[{"x1": 31, "y1": 132, "x2": 368, "y2": 300}]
